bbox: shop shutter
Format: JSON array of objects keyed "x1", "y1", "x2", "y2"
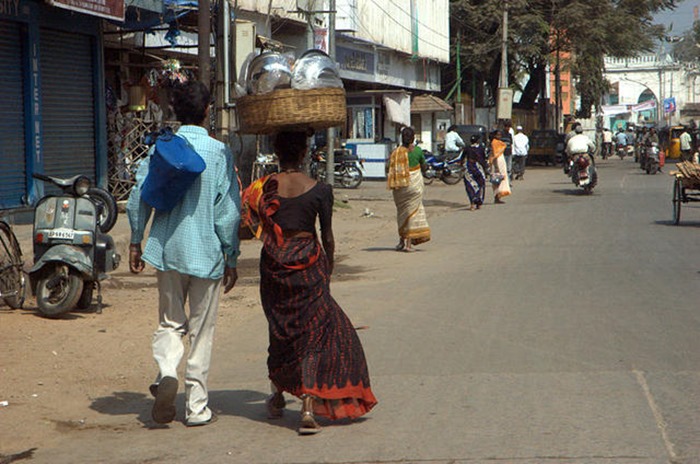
[
  {"x1": 0, "y1": 21, "x2": 27, "y2": 209},
  {"x1": 40, "y1": 28, "x2": 96, "y2": 181}
]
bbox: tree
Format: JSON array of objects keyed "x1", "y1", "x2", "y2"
[{"x1": 448, "y1": 0, "x2": 677, "y2": 119}]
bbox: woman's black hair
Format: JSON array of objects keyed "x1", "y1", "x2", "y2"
[
  {"x1": 274, "y1": 130, "x2": 309, "y2": 164},
  {"x1": 171, "y1": 81, "x2": 210, "y2": 125},
  {"x1": 447, "y1": 125, "x2": 457, "y2": 132},
  {"x1": 470, "y1": 134, "x2": 480, "y2": 144},
  {"x1": 401, "y1": 126, "x2": 415, "y2": 147}
]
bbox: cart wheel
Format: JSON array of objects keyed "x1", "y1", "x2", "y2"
[{"x1": 673, "y1": 177, "x2": 682, "y2": 225}]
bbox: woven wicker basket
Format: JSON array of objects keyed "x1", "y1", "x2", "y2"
[{"x1": 236, "y1": 87, "x2": 346, "y2": 135}]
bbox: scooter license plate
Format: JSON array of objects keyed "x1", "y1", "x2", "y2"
[{"x1": 47, "y1": 229, "x2": 75, "y2": 240}]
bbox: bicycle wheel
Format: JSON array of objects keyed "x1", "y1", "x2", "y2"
[{"x1": 0, "y1": 221, "x2": 26, "y2": 309}]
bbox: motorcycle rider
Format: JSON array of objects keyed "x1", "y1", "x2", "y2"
[
  {"x1": 644, "y1": 127, "x2": 661, "y2": 173},
  {"x1": 615, "y1": 128, "x2": 627, "y2": 153},
  {"x1": 444, "y1": 125, "x2": 465, "y2": 161},
  {"x1": 566, "y1": 125, "x2": 596, "y2": 172}
]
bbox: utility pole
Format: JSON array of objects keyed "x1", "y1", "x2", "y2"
[
  {"x1": 456, "y1": 31, "x2": 463, "y2": 124},
  {"x1": 496, "y1": 0, "x2": 512, "y2": 123},
  {"x1": 325, "y1": 0, "x2": 336, "y2": 186},
  {"x1": 499, "y1": 0, "x2": 508, "y2": 89},
  {"x1": 198, "y1": 0, "x2": 211, "y2": 86}
]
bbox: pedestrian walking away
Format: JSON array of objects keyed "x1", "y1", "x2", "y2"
[
  {"x1": 680, "y1": 126, "x2": 692, "y2": 162},
  {"x1": 126, "y1": 81, "x2": 241, "y2": 427},
  {"x1": 387, "y1": 126, "x2": 431, "y2": 252},
  {"x1": 489, "y1": 130, "x2": 512, "y2": 204},
  {"x1": 512, "y1": 125, "x2": 529, "y2": 180},
  {"x1": 502, "y1": 120, "x2": 514, "y2": 180},
  {"x1": 241, "y1": 130, "x2": 378, "y2": 435},
  {"x1": 461, "y1": 134, "x2": 488, "y2": 210}
]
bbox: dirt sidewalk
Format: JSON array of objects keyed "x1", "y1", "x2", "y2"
[{"x1": 0, "y1": 180, "x2": 468, "y2": 460}]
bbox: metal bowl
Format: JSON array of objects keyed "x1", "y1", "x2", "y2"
[
  {"x1": 291, "y1": 49, "x2": 343, "y2": 90},
  {"x1": 246, "y1": 52, "x2": 292, "y2": 95}
]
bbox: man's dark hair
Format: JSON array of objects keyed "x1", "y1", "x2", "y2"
[
  {"x1": 274, "y1": 130, "x2": 309, "y2": 164},
  {"x1": 171, "y1": 81, "x2": 210, "y2": 125},
  {"x1": 401, "y1": 126, "x2": 415, "y2": 147}
]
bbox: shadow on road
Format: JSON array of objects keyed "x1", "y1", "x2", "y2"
[
  {"x1": 654, "y1": 219, "x2": 700, "y2": 228},
  {"x1": 89, "y1": 389, "x2": 367, "y2": 432},
  {"x1": 423, "y1": 199, "x2": 465, "y2": 208},
  {"x1": 552, "y1": 188, "x2": 590, "y2": 196}
]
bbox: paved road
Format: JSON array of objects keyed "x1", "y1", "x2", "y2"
[{"x1": 21, "y1": 158, "x2": 700, "y2": 463}]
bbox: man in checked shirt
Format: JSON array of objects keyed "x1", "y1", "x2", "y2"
[{"x1": 127, "y1": 81, "x2": 240, "y2": 427}]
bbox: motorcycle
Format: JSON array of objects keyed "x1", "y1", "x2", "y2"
[
  {"x1": 422, "y1": 150, "x2": 465, "y2": 185},
  {"x1": 29, "y1": 173, "x2": 120, "y2": 317},
  {"x1": 567, "y1": 153, "x2": 597, "y2": 194},
  {"x1": 644, "y1": 143, "x2": 661, "y2": 175},
  {"x1": 310, "y1": 147, "x2": 364, "y2": 189},
  {"x1": 616, "y1": 143, "x2": 627, "y2": 160}
]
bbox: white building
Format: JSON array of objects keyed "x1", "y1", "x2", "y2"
[
  {"x1": 235, "y1": 0, "x2": 451, "y2": 176},
  {"x1": 602, "y1": 53, "x2": 700, "y2": 129}
]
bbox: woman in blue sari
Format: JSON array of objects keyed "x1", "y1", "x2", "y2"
[{"x1": 461, "y1": 135, "x2": 489, "y2": 210}]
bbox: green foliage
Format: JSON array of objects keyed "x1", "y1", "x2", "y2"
[{"x1": 448, "y1": 0, "x2": 677, "y2": 117}]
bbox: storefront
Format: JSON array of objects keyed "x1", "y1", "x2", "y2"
[
  {"x1": 0, "y1": 0, "x2": 106, "y2": 210},
  {"x1": 336, "y1": 37, "x2": 443, "y2": 178}
]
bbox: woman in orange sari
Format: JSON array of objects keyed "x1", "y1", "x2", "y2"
[
  {"x1": 489, "y1": 130, "x2": 512, "y2": 204},
  {"x1": 387, "y1": 127, "x2": 430, "y2": 252}
]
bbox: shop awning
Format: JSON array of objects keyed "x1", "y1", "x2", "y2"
[{"x1": 411, "y1": 94, "x2": 452, "y2": 113}]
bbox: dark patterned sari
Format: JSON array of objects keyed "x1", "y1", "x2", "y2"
[{"x1": 253, "y1": 176, "x2": 377, "y2": 420}]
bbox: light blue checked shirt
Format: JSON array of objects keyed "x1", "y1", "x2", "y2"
[{"x1": 126, "y1": 125, "x2": 241, "y2": 279}]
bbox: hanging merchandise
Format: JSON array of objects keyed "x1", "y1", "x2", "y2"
[{"x1": 162, "y1": 59, "x2": 188, "y2": 85}]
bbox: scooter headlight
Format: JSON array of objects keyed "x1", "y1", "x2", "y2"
[{"x1": 73, "y1": 176, "x2": 91, "y2": 196}]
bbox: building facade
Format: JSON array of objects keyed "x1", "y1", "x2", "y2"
[
  {"x1": 602, "y1": 54, "x2": 696, "y2": 129},
  {"x1": 1, "y1": 0, "x2": 107, "y2": 210}
]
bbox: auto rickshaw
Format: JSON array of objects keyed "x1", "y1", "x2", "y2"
[{"x1": 661, "y1": 125, "x2": 684, "y2": 159}]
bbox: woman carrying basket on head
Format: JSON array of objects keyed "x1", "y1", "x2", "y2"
[
  {"x1": 241, "y1": 130, "x2": 377, "y2": 435},
  {"x1": 387, "y1": 126, "x2": 431, "y2": 252}
]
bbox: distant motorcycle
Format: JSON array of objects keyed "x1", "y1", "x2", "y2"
[
  {"x1": 310, "y1": 147, "x2": 364, "y2": 189},
  {"x1": 567, "y1": 154, "x2": 597, "y2": 194},
  {"x1": 644, "y1": 143, "x2": 661, "y2": 175},
  {"x1": 422, "y1": 150, "x2": 465, "y2": 185},
  {"x1": 616, "y1": 143, "x2": 627, "y2": 160}
]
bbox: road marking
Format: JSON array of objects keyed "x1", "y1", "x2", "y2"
[{"x1": 634, "y1": 369, "x2": 678, "y2": 461}]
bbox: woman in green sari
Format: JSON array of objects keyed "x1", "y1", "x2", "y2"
[{"x1": 387, "y1": 127, "x2": 431, "y2": 252}]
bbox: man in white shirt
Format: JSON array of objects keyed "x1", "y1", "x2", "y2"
[
  {"x1": 444, "y1": 125, "x2": 465, "y2": 160},
  {"x1": 680, "y1": 127, "x2": 692, "y2": 161},
  {"x1": 512, "y1": 125, "x2": 529, "y2": 180}
]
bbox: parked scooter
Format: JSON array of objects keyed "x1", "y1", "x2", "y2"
[
  {"x1": 422, "y1": 150, "x2": 465, "y2": 185},
  {"x1": 310, "y1": 147, "x2": 364, "y2": 189},
  {"x1": 30, "y1": 173, "x2": 120, "y2": 317},
  {"x1": 567, "y1": 154, "x2": 597, "y2": 194}
]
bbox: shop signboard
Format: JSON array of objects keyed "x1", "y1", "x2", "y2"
[
  {"x1": 337, "y1": 46, "x2": 374, "y2": 75},
  {"x1": 47, "y1": 0, "x2": 124, "y2": 21}
]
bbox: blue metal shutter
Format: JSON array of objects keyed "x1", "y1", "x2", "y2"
[
  {"x1": 0, "y1": 21, "x2": 27, "y2": 209},
  {"x1": 40, "y1": 29, "x2": 96, "y2": 181}
]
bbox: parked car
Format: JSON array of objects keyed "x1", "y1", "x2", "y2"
[{"x1": 528, "y1": 129, "x2": 565, "y2": 166}]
